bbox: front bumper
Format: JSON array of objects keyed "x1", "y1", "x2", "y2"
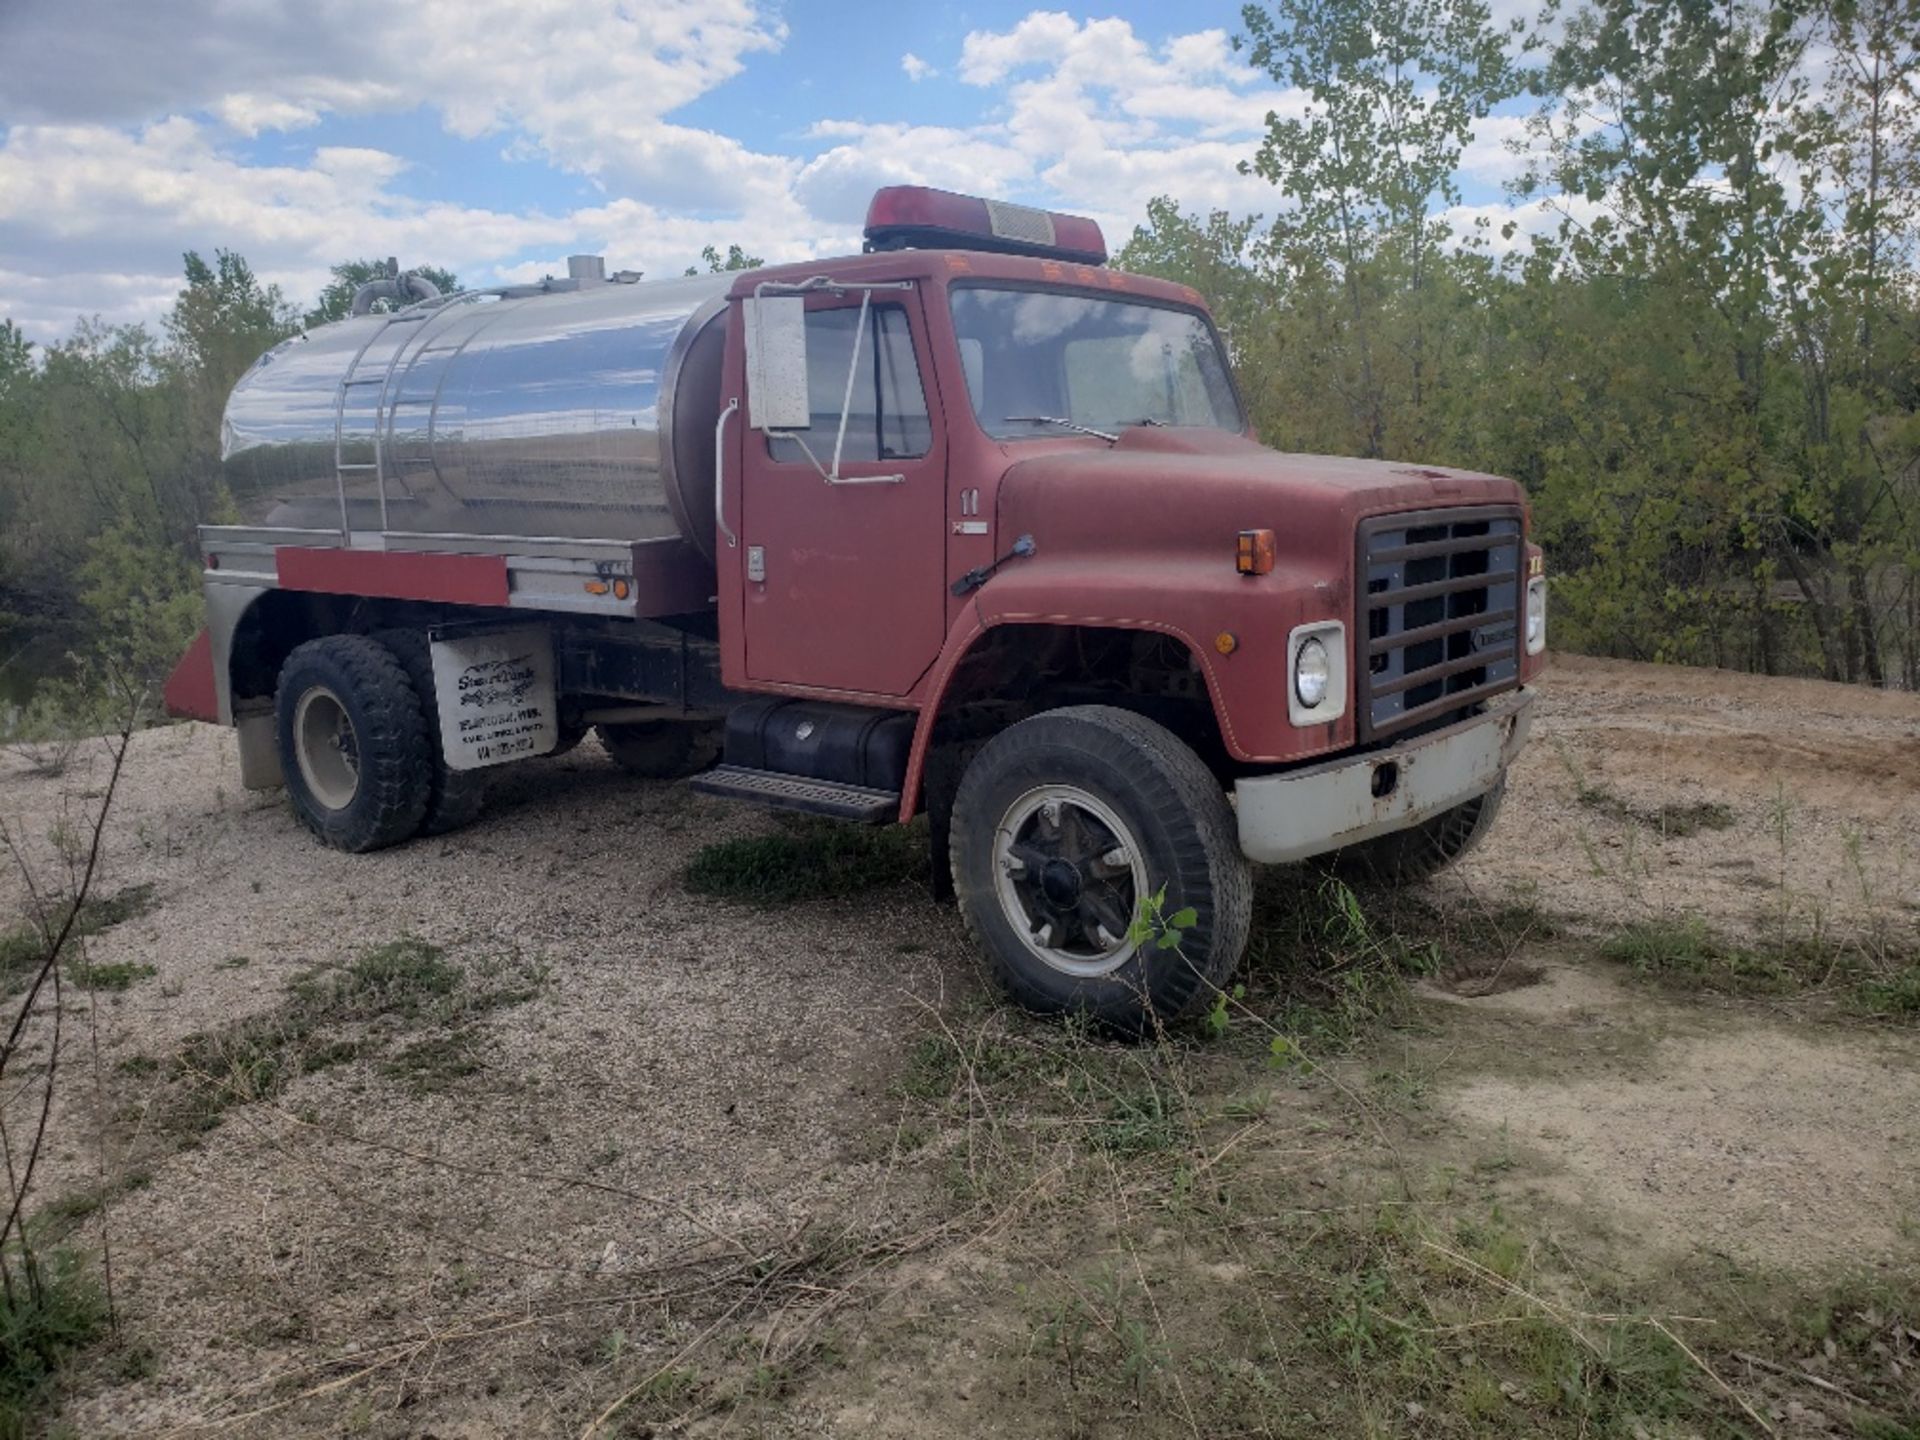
[{"x1": 1234, "y1": 689, "x2": 1533, "y2": 864}]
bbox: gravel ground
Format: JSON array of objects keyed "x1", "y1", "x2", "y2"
[{"x1": 0, "y1": 653, "x2": 1915, "y2": 1434}]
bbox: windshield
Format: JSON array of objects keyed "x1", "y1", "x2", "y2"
[{"x1": 949, "y1": 286, "x2": 1242, "y2": 441}]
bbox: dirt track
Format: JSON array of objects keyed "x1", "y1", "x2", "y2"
[{"x1": 1, "y1": 654, "x2": 1916, "y2": 1435}]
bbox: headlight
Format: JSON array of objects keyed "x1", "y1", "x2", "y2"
[
  {"x1": 1294, "y1": 636, "x2": 1330, "y2": 708},
  {"x1": 1286, "y1": 621, "x2": 1346, "y2": 725},
  {"x1": 1526, "y1": 578, "x2": 1548, "y2": 655}
]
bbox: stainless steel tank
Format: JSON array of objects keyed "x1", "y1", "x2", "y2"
[{"x1": 221, "y1": 272, "x2": 733, "y2": 558}]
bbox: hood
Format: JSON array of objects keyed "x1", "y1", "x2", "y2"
[{"x1": 996, "y1": 428, "x2": 1524, "y2": 566}]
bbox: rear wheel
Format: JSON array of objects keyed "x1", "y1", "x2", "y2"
[
  {"x1": 598, "y1": 720, "x2": 720, "y2": 779},
  {"x1": 1330, "y1": 780, "x2": 1505, "y2": 885},
  {"x1": 373, "y1": 629, "x2": 488, "y2": 836},
  {"x1": 950, "y1": 706, "x2": 1251, "y2": 1036},
  {"x1": 275, "y1": 636, "x2": 431, "y2": 852}
]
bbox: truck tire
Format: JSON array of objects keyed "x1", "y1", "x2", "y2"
[
  {"x1": 1330, "y1": 780, "x2": 1505, "y2": 886},
  {"x1": 372, "y1": 629, "x2": 489, "y2": 836},
  {"x1": 275, "y1": 635, "x2": 432, "y2": 852},
  {"x1": 949, "y1": 706, "x2": 1251, "y2": 1037},
  {"x1": 597, "y1": 720, "x2": 719, "y2": 780}
]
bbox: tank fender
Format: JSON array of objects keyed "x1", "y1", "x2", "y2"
[
  {"x1": 162, "y1": 627, "x2": 219, "y2": 723},
  {"x1": 204, "y1": 581, "x2": 277, "y2": 725}
]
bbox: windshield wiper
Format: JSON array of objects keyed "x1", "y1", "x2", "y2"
[{"x1": 1002, "y1": 415, "x2": 1118, "y2": 443}]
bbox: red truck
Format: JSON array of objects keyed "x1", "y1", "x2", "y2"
[{"x1": 164, "y1": 185, "x2": 1544, "y2": 1033}]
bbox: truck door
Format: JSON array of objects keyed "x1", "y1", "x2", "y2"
[{"x1": 738, "y1": 289, "x2": 947, "y2": 696}]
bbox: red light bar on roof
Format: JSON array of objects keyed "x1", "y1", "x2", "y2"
[{"x1": 864, "y1": 186, "x2": 1108, "y2": 266}]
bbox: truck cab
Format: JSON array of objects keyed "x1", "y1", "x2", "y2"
[{"x1": 165, "y1": 185, "x2": 1545, "y2": 1035}]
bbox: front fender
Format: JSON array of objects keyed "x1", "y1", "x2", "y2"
[
  {"x1": 898, "y1": 554, "x2": 1353, "y2": 821},
  {"x1": 975, "y1": 552, "x2": 1354, "y2": 765}
]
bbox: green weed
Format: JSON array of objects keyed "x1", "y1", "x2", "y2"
[
  {"x1": 1089, "y1": 1086, "x2": 1185, "y2": 1155},
  {"x1": 1858, "y1": 966, "x2": 1920, "y2": 1019},
  {"x1": 684, "y1": 817, "x2": 926, "y2": 905},
  {"x1": 167, "y1": 937, "x2": 538, "y2": 1131},
  {"x1": 1600, "y1": 915, "x2": 1725, "y2": 975},
  {"x1": 0, "y1": 884, "x2": 155, "y2": 994},
  {"x1": 0, "y1": 1251, "x2": 106, "y2": 1433},
  {"x1": 1604, "y1": 909, "x2": 1920, "y2": 1014},
  {"x1": 64, "y1": 959, "x2": 155, "y2": 992},
  {"x1": 383, "y1": 1029, "x2": 486, "y2": 1094}
]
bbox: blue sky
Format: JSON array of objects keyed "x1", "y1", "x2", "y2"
[{"x1": 0, "y1": 1, "x2": 1540, "y2": 342}]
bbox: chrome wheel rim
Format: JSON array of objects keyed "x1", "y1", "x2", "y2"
[
  {"x1": 992, "y1": 784, "x2": 1147, "y2": 978},
  {"x1": 293, "y1": 686, "x2": 360, "y2": 811}
]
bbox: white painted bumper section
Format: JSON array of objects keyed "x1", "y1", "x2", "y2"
[{"x1": 1235, "y1": 690, "x2": 1534, "y2": 865}]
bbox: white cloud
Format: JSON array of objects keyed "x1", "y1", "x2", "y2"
[
  {"x1": 0, "y1": 118, "x2": 855, "y2": 340},
  {"x1": 0, "y1": 5, "x2": 1437, "y2": 337},
  {"x1": 1438, "y1": 194, "x2": 1606, "y2": 256},
  {"x1": 808, "y1": 14, "x2": 1295, "y2": 244},
  {"x1": 0, "y1": 0, "x2": 791, "y2": 207},
  {"x1": 0, "y1": 120, "x2": 577, "y2": 334},
  {"x1": 797, "y1": 123, "x2": 1034, "y2": 224},
  {"x1": 1456, "y1": 111, "x2": 1543, "y2": 188},
  {"x1": 212, "y1": 95, "x2": 323, "y2": 137}
]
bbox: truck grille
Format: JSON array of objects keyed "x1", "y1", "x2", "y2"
[{"x1": 1356, "y1": 505, "x2": 1523, "y2": 742}]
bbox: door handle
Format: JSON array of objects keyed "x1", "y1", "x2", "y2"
[{"x1": 824, "y1": 472, "x2": 905, "y2": 486}]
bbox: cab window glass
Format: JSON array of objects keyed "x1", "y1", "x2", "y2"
[
  {"x1": 768, "y1": 304, "x2": 931, "y2": 464},
  {"x1": 948, "y1": 287, "x2": 1241, "y2": 440}
]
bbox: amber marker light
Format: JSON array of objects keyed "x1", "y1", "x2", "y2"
[
  {"x1": 612, "y1": 578, "x2": 631, "y2": 600},
  {"x1": 1214, "y1": 631, "x2": 1239, "y2": 656},
  {"x1": 1236, "y1": 528, "x2": 1275, "y2": 576},
  {"x1": 584, "y1": 579, "x2": 611, "y2": 596}
]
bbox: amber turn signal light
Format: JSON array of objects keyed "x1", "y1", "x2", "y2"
[{"x1": 1236, "y1": 528, "x2": 1275, "y2": 576}]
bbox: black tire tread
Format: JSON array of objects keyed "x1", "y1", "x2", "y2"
[
  {"x1": 275, "y1": 635, "x2": 432, "y2": 853},
  {"x1": 1332, "y1": 780, "x2": 1505, "y2": 885},
  {"x1": 949, "y1": 705, "x2": 1251, "y2": 1035},
  {"x1": 373, "y1": 628, "x2": 488, "y2": 836},
  {"x1": 598, "y1": 720, "x2": 719, "y2": 779}
]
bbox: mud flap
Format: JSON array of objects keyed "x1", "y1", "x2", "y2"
[{"x1": 428, "y1": 624, "x2": 559, "y2": 771}]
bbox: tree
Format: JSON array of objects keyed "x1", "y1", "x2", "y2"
[
  {"x1": 0, "y1": 322, "x2": 38, "y2": 584},
  {"x1": 1114, "y1": 199, "x2": 1262, "y2": 346},
  {"x1": 1239, "y1": 0, "x2": 1522, "y2": 456},
  {"x1": 684, "y1": 243, "x2": 763, "y2": 276},
  {"x1": 1801, "y1": 0, "x2": 1920, "y2": 682},
  {"x1": 304, "y1": 258, "x2": 462, "y2": 328},
  {"x1": 1517, "y1": 0, "x2": 1895, "y2": 677},
  {"x1": 168, "y1": 250, "x2": 297, "y2": 384}
]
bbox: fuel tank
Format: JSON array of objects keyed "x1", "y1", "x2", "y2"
[{"x1": 220, "y1": 272, "x2": 733, "y2": 557}]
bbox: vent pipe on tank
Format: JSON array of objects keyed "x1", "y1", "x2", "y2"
[{"x1": 349, "y1": 260, "x2": 443, "y2": 316}]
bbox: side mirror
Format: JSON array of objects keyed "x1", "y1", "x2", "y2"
[{"x1": 743, "y1": 295, "x2": 809, "y2": 431}]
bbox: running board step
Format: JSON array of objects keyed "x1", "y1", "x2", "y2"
[{"x1": 690, "y1": 765, "x2": 898, "y2": 823}]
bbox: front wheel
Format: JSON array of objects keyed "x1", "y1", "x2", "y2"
[{"x1": 949, "y1": 706, "x2": 1251, "y2": 1037}]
